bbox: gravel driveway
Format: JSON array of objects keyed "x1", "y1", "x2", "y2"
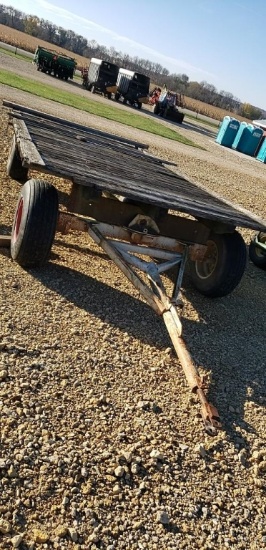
[{"x1": 0, "y1": 54, "x2": 266, "y2": 550}]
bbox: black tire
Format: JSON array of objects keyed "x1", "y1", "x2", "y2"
[
  {"x1": 249, "y1": 233, "x2": 266, "y2": 269},
  {"x1": 189, "y1": 231, "x2": 247, "y2": 297},
  {"x1": 6, "y1": 136, "x2": 28, "y2": 183},
  {"x1": 137, "y1": 102, "x2": 142, "y2": 110},
  {"x1": 11, "y1": 179, "x2": 58, "y2": 267}
]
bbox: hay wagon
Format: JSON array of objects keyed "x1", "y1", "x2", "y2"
[{"x1": 3, "y1": 101, "x2": 266, "y2": 434}]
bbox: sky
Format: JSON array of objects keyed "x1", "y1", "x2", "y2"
[{"x1": 1, "y1": 0, "x2": 266, "y2": 110}]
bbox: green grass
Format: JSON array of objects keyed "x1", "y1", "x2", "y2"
[
  {"x1": 185, "y1": 112, "x2": 219, "y2": 128},
  {"x1": 0, "y1": 46, "x2": 32, "y2": 62},
  {"x1": 0, "y1": 68, "x2": 202, "y2": 148}
]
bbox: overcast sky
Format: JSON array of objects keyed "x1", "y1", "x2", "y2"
[{"x1": 1, "y1": 0, "x2": 265, "y2": 109}]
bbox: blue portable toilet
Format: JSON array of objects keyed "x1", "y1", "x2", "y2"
[
  {"x1": 215, "y1": 116, "x2": 240, "y2": 147},
  {"x1": 241, "y1": 126, "x2": 264, "y2": 156},
  {"x1": 231, "y1": 121, "x2": 249, "y2": 150},
  {"x1": 256, "y1": 135, "x2": 266, "y2": 162}
]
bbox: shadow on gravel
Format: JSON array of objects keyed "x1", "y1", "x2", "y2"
[
  {"x1": 183, "y1": 263, "x2": 265, "y2": 448},
  {"x1": 29, "y1": 254, "x2": 265, "y2": 447},
  {"x1": 0, "y1": 224, "x2": 11, "y2": 234},
  {"x1": 31, "y1": 260, "x2": 170, "y2": 348}
]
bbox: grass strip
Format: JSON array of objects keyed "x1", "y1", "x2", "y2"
[
  {"x1": 0, "y1": 46, "x2": 31, "y2": 62},
  {"x1": 0, "y1": 69, "x2": 203, "y2": 148}
]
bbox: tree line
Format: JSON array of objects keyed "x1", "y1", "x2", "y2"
[{"x1": 0, "y1": 4, "x2": 263, "y2": 119}]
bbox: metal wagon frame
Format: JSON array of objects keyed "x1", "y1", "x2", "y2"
[{"x1": 2, "y1": 101, "x2": 266, "y2": 435}]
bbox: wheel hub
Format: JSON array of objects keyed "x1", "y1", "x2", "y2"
[{"x1": 195, "y1": 241, "x2": 218, "y2": 279}]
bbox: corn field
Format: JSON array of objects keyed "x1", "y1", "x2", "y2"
[
  {"x1": 0, "y1": 24, "x2": 87, "y2": 68},
  {"x1": 183, "y1": 96, "x2": 250, "y2": 123}
]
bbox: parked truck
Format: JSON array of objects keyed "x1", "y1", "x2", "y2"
[
  {"x1": 81, "y1": 58, "x2": 119, "y2": 99},
  {"x1": 34, "y1": 46, "x2": 76, "y2": 80},
  {"x1": 115, "y1": 69, "x2": 150, "y2": 109}
]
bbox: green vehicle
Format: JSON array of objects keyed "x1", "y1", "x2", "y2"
[{"x1": 34, "y1": 46, "x2": 76, "y2": 80}]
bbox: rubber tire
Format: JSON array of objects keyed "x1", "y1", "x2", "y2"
[
  {"x1": 6, "y1": 136, "x2": 28, "y2": 183},
  {"x1": 189, "y1": 231, "x2": 247, "y2": 298},
  {"x1": 11, "y1": 179, "x2": 58, "y2": 267},
  {"x1": 249, "y1": 234, "x2": 266, "y2": 269}
]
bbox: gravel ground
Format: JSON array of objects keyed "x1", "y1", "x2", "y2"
[{"x1": 0, "y1": 55, "x2": 266, "y2": 550}]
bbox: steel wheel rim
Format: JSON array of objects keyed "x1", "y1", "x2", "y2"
[
  {"x1": 254, "y1": 246, "x2": 265, "y2": 259},
  {"x1": 195, "y1": 241, "x2": 218, "y2": 279}
]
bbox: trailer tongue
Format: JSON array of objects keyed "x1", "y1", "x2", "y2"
[{"x1": 3, "y1": 101, "x2": 266, "y2": 434}]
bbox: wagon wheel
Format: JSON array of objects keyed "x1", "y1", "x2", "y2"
[
  {"x1": 6, "y1": 136, "x2": 28, "y2": 183},
  {"x1": 249, "y1": 233, "x2": 266, "y2": 269},
  {"x1": 11, "y1": 179, "x2": 58, "y2": 267},
  {"x1": 189, "y1": 231, "x2": 247, "y2": 297}
]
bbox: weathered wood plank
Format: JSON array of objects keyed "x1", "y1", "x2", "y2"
[
  {"x1": 3, "y1": 100, "x2": 149, "y2": 150},
  {"x1": 4, "y1": 104, "x2": 266, "y2": 232},
  {"x1": 12, "y1": 118, "x2": 45, "y2": 167},
  {"x1": 12, "y1": 113, "x2": 174, "y2": 166}
]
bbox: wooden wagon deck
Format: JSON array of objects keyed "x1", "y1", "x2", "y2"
[
  {"x1": 4, "y1": 101, "x2": 266, "y2": 232},
  {"x1": 5, "y1": 101, "x2": 265, "y2": 434}
]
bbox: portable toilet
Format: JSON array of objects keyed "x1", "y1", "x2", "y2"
[
  {"x1": 215, "y1": 116, "x2": 240, "y2": 147},
  {"x1": 241, "y1": 126, "x2": 264, "y2": 156},
  {"x1": 256, "y1": 134, "x2": 266, "y2": 162},
  {"x1": 231, "y1": 121, "x2": 249, "y2": 150}
]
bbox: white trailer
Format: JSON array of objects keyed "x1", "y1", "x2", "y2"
[
  {"x1": 82, "y1": 57, "x2": 119, "y2": 98},
  {"x1": 115, "y1": 68, "x2": 150, "y2": 109}
]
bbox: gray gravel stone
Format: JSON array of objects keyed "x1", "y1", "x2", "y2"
[{"x1": 0, "y1": 58, "x2": 265, "y2": 549}]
